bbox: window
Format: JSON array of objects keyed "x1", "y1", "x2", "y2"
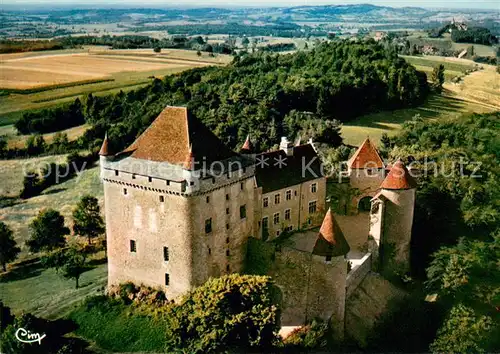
[
  {"x1": 274, "y1": 194, "x2": 281, "y2": 205},
  {"x1": 206, "y1": 196, "x2": 210, "y2": 203},
  {"x1": 114, "y1": 170, "x2": 119, "y2": 176},
  {"x1": 311, "y1": 183, "x2": 317, "y2": 193},
  {"x1": 163, "y1": 246, "x2": 169, "y2": 262},
  {"x1": 132, "y1": 174, "x2": 136, "y2": 179},
  {"x1": 190, "y1": 181, "x2": 195, "y2": 186},
  {"x1": 285, "y1": 209, "x2": 291, "y2": 220},
  {"x1": 240, "y1": 205, "x2": 246, "y2": 219},
  {"x1": 226, "y1": 249, "x2": 230, "y2": 257},
  {"x1": 149, "y1": 177, "x2": 152, "y2": 183},
  {"x1": 226, "y1": 194, "x2": 230, "y2": 201},
  {"x1": 166, "y1": 180, "x2": 170, "y2": 186},
  {"x1": 326, "y1": 255, "x2": 332, "y2": 263},
  {"x1": 276, "y1": 230, "x2": 280, "y2": 236},
  {"x1": 226, "y1": 208, "x2": 230, "y2": 215},
  {"x1": 367, "y1": 169, "x2": 375, "y2": 176},
  {"x1": 240, "y1": 182, "x2": 244, "y2": 190},
  {"x1": 263, "y1": 197, "x2": 269, "y2": 208},
  {"x1": 130, "y1": 240, "x2": 136, "y2": 253},
  {"x1": 205, "y1": 218, "x2": 212, "y2": 234},
  {"x1": 308, "y1": 201, "x2": 317, "y2": 214},
  {"x1": 273, "y1": 213, "x2": 280, "y2": 225},
  {"x1": 226, "y1": 264, "x2": 230, "y2": 272},
  {"x1": 159, "y1": 196, "x2": 164, "y2": 203},
  {"x1": 286, "y1": 190, "x2": 292, "y2": 200},
  {"x1": 226, "y1": 237, "x2": 230, "y2": 244},
  {"x1": 165, "y1": 273, "x2": 170, "y2": 286},
  {"x1": 123, "y1": 188, "x2": 128, "y2": 195},
  {"x1": 208, "y1": 248, "x2": 211, "y2": 255},
  {"x1": 262, "y1": 217, "x2": 269, "y2": 230},
  {"x1": 226, "y1": 223, "x2": 230, "y2": 230},
  {"x1": 285, "y1": 226, "x2": 293, "y2": 232},
  {"x1": 294, "y1": 190, "x2": 298, "y2": 196}
]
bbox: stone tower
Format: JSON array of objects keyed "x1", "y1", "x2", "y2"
[
  {"x1": 310, "y1": 208, "x2": 350, "y2": 340},
  {"x1": 346, "y1": 138, "x2": 386, "y2": 212},
  {"x1": 368, "y1": 160, "x2": 417, "y2": 274},
  {"x1": 100, "y1": 106, "x2": 255, "y2": 299}
]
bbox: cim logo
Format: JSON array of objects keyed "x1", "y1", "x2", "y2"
[{"x1": 15, "y1": 327, "x2": 46, "y2": 345}]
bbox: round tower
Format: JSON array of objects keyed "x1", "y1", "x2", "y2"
[
  {"x1": 99, "y1": 133, "x2": 113, "y2": 171},
  {"x1": 378, "y1": 160, "x2": 417, "y2": 274}
]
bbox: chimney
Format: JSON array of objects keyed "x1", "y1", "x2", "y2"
[{"x1": 280, "y1": 137, "x2": 294, "y2": 156}]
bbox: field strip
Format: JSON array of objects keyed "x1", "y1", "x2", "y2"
[
  {"x1": 1, "y1": 64, "x2": 106, "y2": 78},
  {"x1": 93, "y1": 53, "x2": 221, "y2": 66},
  {"x1": 0, "y1": 52, "x2": 88, "y2": 63}
]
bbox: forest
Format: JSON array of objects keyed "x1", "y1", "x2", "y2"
[
  {"x1": 451, "y1": 27, "x2": 498, "y2": 45},
  {"x1": 11, "y1": 41, "x2": 428, "y2": 156},
  {"x1": 377, "y1": 112, "x2": 500, "y2": 353}
]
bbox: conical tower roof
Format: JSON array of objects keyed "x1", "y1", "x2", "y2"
[
  {"x1": 99, "y1": 133, "x2": 112, "y2": 156},
  {"x1": 312, "y1": 208, "x2": 350, "y2": 257},
  {"x1": 241, "y1": 135, "x2": 253, "y2": 153},
  {"x1": 380, "y1": 160, "x2": 417, "y2": 190},
  {"x1": 347, "y1": 137, "x2": 384, "y2": 169}
]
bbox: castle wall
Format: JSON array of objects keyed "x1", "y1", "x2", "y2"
[
  {"x1": 348, "y1": 168, "x2": 385, "y2": 209},
  {"x1": 189, "y1": 176, "x2": 255, "y2": 284},
  {"x1": 102, "y1": 176, "x2": 193, "y2": 300},
  {"x1": 378, "y1": 189, "x2": 415, "y2": 274},
  {"x1": 271, "y1": 248, "x2": 347, "y2": 341}
]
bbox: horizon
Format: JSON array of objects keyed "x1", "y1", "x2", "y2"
[{"x1": 2, "y1": 0, "x2": 499, "y2": 11}]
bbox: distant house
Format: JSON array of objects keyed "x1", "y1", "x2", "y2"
[{"x1": 374, "y1": 31, "x2": 387, "y2": 41}]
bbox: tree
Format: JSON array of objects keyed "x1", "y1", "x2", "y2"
[
  {"x1": 153, "y1": 46, "x2": 161, "y2": 53},
  {"x1": 431, "y1": 64, "x2": 445, "y2": 92},
  {"x1": 26, "y1": 209, "x2": 68, "y2": 253},
  {"x1": 61, "y1": 247, "x2": 88, "y2": 288},
  {"x1": 72, "y1": 195, "x2": 105, "y2": 244},
  {"x1": 196, "y1": 50, "x2": 201, "y2": 57},
  {"x1": 0, "y1": 222, "x2": 20, "y2": 272},
  {"x1": 242, "y1": 36, "x2": 250, "y2": 49},
  {"x1": 165, "y1": 274, "x2": 281, "y2": 352}
]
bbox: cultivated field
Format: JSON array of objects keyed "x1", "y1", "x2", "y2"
[
  {"x1": 0, "y1": 51, "x2": 208, "y2": 89},
  {"x1": 0, "y1": 48, "x2": 232, "y2": 126}
]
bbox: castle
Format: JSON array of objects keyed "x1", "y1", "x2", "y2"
[{"x1": 99, "y1": 106, "x2": 417, "y2": 337}]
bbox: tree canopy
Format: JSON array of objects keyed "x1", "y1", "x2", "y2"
[
  {"x1": 0, "y1": 222, "x2": 20, "y2": 272},
  {"x1": 26, "y1": 209, "x2": 69, "y2": 253},
  {"x1": 72, "y1": 195, "x2": 105, "y2": 244}
]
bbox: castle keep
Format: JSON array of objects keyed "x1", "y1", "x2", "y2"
[
  {"x1": 100, "y1": 106, "x2": 417, "y2": 337},
  {"x1": 100, "y1": 106, "x2": 326, "y2": 299}
]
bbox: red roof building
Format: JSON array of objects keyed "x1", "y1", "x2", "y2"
[{"x1": 347, "y1": 138, "x2": 384, "y2": 169}]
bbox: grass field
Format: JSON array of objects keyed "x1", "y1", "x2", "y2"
[
  {"x1": 0, "y1": 124, "x2": 90, "y2": 149},
  {"x1": 0, "y1": 157, "x2": 103, "y2": 257},
  {"x1": 0, "y1": 260, "x2": 107, "y2": 319},
  {"x1": 343, "y1": 53, "x2": 500, "y2": 146}
]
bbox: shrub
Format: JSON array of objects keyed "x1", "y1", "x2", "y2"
[{"x1": 164, "y1": 274, "x2": 282, "y2": 353}]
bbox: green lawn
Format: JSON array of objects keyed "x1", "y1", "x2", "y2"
[
  {"x1": 341, "y1": 93, "x2": 495, "y2": 146},
  {"x1": 68, "y1": 297, "x2": 166, "y2": 352},
  {"x1": 0, "y1": 261, "x2": 107, "y2": 320},
  {"x1": 0, "y1": 159, "x2": 103, "y2": 258}
]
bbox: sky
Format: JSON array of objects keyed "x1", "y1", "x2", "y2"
[{"x1": 2, "y1": 0, "x2": 499, "y2": 10}]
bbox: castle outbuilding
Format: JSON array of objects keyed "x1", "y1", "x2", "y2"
[{"x1": 100, "y1": 106, "x2": 326, "y2": 299}]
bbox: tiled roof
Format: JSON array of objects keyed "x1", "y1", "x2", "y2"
[
  {"x1": 99, "y1": 133, "x2": 111, "y2": 156},
  {"x1": 380, "y1": 160, "x2": 417, "y2": 190},
  {"x1": 312, "y1": 208, "x2": 350, "y2": 257},
  {"x1": 347, "y1": 138, "x2": 384, "y2": 169},
  {"x1": 255, "y1": 144, "x2": 322, "y2": 194},
  {"x1": 122, "y1": 106, "x2": 237, "y2": 169}
]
